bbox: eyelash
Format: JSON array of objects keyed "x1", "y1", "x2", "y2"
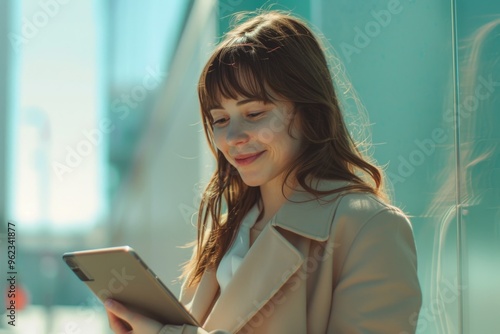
[
  {"x1": 212, "y1": 118, "x2": 227, "y2": 125},
  {"x1": 248, "y1": 111, "x2": 264, "y2": 118},
  {"x1": 211, "y1": 112, "x2": 265, "y2": 126}
]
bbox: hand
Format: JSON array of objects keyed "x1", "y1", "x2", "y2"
[{"x1": 104, "y1": 299, "x2": 164, "y2": 334}]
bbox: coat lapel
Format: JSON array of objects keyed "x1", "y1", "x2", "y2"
[{"x1": 203, "y1": 224, "x2": 304, "y2": 332}]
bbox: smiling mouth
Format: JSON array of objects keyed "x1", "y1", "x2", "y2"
[{"x1": 234, "y1": 151, "x2": 265, "y2": 166}]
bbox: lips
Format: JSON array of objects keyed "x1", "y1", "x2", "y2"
[{"x1": 233, "y1": 151, "x2": 265, "y2": 166}]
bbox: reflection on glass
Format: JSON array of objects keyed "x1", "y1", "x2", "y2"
[{"x1": 427, "y1": 8, "x2": 500, "y2": 333}]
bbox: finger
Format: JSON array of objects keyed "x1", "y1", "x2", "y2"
[
  {"x1": 105, "y1": 299, "x2": 132, "y2": 322},
  {"x1": 105, "y1": 301, "x2": 133, "y2": 333},
  {"x1": 106, "y1": 310, "x2": 128, "y2": 333},
  {"x1": 106, "y1": 309, "x2": 128, "y2": 333}
]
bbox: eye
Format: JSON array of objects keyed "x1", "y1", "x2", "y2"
[
  {"x1": 212, "y1": 117, "x2": 228, "y2": 126},
  {"x1": 247, "y1": 111, "x2": 264, "y2": 118}
]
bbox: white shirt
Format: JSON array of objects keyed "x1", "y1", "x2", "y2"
[{"x1": 216, "y1": 205, "x2": 260, "y2": 293}]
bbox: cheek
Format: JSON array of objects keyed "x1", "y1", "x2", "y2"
[
  {"x1": 281, "y1": 134, "x2": 303, "y2": 161},
  {"x1": 254, "y1": 118, "x2": 288, "y2": 145},
  {"x1": 212, "y1": 130, "x2": 226, "y2": 150},
  {"x1": 256, "y1": 127, "x2": 277, "y2": 145}
]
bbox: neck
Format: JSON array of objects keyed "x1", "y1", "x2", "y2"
[{"x1": 259, "y1": 176, "x2": 297, "y2": 220}]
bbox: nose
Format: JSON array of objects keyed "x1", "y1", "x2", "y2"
[{"x1": 225, "y1": 118, "x2": 250, "y2": 146}]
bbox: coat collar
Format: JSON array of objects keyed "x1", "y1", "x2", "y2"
[{"x1": 272, "y1": 179, "x2": 349, "y2": 241}]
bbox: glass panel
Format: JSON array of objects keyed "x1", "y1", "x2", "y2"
[
  {"x1": 456, "y1": 0, "x2": 500, "y2": 332},
  {"x1": 313, "y1": 1, "x2": 459, "y2": 331},
  {"x1": 11, "y1": 0, "x2": 106, "y2": 232},
  {"x1": 105, "y1": 0, "x2": 191, "y2": 200}
]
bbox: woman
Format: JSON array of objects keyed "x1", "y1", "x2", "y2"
[{"x1": 105, "y1": 10, "x2": 422, "y2": 334}]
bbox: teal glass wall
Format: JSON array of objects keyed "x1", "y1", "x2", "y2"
[
  {"x1": 454, "y1": 0, "x2": 500, "y2": 332},
  {"x1": 314, "y1": 1, "x2": 462, "y2": 333}
]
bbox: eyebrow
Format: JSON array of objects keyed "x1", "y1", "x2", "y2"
[
  {"x1": 236, "y1": 98, "x2": 266, "y2": 106},
  {"x1": 210, "y1": 98, "x2": 268, "y2": 111}
]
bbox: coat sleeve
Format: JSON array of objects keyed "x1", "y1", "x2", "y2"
[{"x1": 327, "y1": 208, "x2": 422, "y2": 333}]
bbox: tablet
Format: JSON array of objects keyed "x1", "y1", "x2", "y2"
[{"x1": 62, "y1": 246, "x2": 199, "y2": 327}]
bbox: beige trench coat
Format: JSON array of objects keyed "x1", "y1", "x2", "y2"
[{"x1": 160, "y1": 180, "x2": 422, "y2": 334}]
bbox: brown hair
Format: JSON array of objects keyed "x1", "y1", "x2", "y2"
[{"x1": 183, "y1": 10, "x2": 386, "y2": 286}]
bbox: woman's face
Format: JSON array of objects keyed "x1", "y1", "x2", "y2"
[{"x1": 210, "y1": 97, "x2": 303, "y2": 188}]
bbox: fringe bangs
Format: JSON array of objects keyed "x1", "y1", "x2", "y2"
[{"x1": 199, "y1": 40, "x2": 275, "y2": 116}]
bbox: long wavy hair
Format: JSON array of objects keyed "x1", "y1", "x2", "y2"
[{"x1": 183, "y1": 10, "x2": 387, "y2": 286}]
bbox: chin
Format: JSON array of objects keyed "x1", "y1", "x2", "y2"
[
  {"x1": 239, "y1": 175, "x2": 266, "y2": 187},
  {"x1": 241, "y1": 180, "x2": 262, "y2": 187}
]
